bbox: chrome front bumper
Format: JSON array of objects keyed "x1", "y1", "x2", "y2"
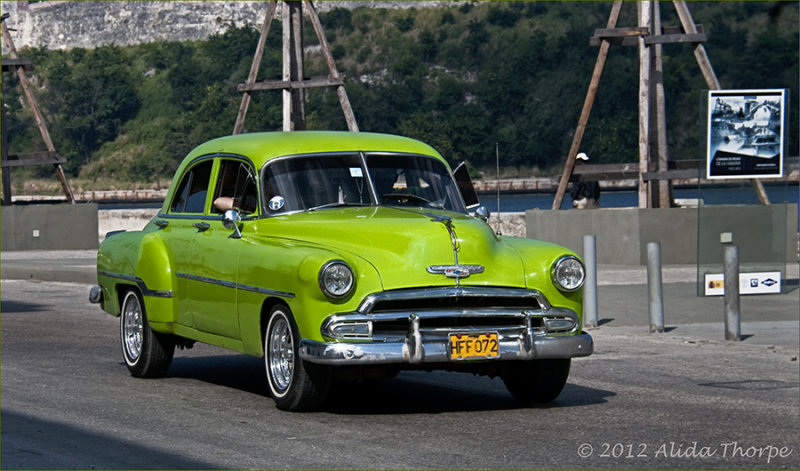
[
  {"x1": 300, "y1": 286, "x2": 594, "y2": 365},
  {"x1": 300, "y1": 331, "x2": 593, "y2": 365}
]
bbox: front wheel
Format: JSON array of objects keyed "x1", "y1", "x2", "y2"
[
  {"x1": 502, "y1": 359, "x2": 571, "y2": 404},
  {"x1": 120, "y1": 290, "x2": 174, "y2": 378},
  {"x1": 265, "y1": 305, "x2": 331, "y2": 411}
]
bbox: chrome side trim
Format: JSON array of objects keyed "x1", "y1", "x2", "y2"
[
  {"x1": 176, "y1": 272, "x2": 296, "y2": 299},
  {"x1": 97, "y1": 271, "x2": 173, "y2": 298}
]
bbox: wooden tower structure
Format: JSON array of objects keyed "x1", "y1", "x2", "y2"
[
  {"x1": 1, "y1": 13, "x2": 75, "y2": 204},
  {"x1": 233, "y1": 0, "x2": 358, "y2": 134},
  {"x1": 552, "y1": 0, "x2": 769, "y2": 210}
]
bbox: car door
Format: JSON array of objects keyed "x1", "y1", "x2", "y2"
[
  {"x1": 187, "y1": 157, "x2": 259, "y2": 340},
  {"x1": 160, "y1": 158, "x2": 215, "y2": 330}
]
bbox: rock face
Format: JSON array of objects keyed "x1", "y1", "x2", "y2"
[{"x1": 1, "y1": 1, "x2": 458, "y2": 51}]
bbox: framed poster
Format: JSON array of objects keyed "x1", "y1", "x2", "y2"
[{"x1": 706, "y1": 89, "x2": 786, "y2": 179}]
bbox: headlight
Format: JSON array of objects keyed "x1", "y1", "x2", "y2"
[
  {"x1": 318, "y1": 260, "x2": 355, "y2": 298},
  {"x1": 551, "y1": 255, "x2": 585, "y2": 292}
]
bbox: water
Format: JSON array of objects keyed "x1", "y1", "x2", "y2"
[
  {"x1": 100, "y1": 183, "x2": 797, "y2": 212},
  {"x1": 480, "y1": 182, "x2": 798, "y2": 212}
]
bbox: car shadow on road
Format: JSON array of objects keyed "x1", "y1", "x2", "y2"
[
  {"x1": 0, "y1": 299, "x2": 50, "y2": 313},
  {"x1": 167, "y1": 354, "x2": 268, "y2": 397},
  {"x1": 1, "y1": 409, "x2": 216, "y2": 470},
  {"x1": 323, "y1": 374, "x2": 616, "y2": 415},
  {"x1": 165, "y1": 354, "x2": 615, "y2": 414}
]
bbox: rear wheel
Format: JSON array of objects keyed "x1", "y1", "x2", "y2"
[
  {"x1": 502, "y1": 359, "x2": 571, "y2": 404},
  {"x1": 120, "y1": 290, "x2": 174, "y2": 378},
  {"x1": 265, "y1": 305, "x2": 330, "y2": 411}
]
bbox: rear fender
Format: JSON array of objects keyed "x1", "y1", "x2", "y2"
[{"x1": 134, "y1": 232, "x2": 177, "y2": 328}]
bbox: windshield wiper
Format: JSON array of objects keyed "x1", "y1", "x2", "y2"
[
  {"x1": 381, "y1": 193, "x2": 443, "y2": 209},
  {"x1": 307, "y1": 202, "x2": 368, "y2": 212}
]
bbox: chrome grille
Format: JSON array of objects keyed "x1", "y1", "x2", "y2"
[{"x1": 322, "y1": 287, "x2": 578, "y2": 341}]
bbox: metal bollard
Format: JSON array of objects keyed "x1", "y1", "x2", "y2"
[
  {"x1": 646, "y1": 242, "x2": 665, "y2": 333},
  {"x1": 583, "y1": 235, "x2": 598, "y2": 328},
  {"x1": 723, "y1": 245, "x2": 741, "y2": 341}
]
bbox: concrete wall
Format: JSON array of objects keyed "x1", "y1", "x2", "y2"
[
  {"x1": 1, "y1": 203, "x2": 796, "y2": 261},
  {"x1": 525, "y1": 204, "x2": 798, "y2": 266},
  {"x1": 1, "y1": 203, "x2": 98, "y2": 251},
  {"x1": 1, "y1": 1, "x2": 457, "y2": 52}
]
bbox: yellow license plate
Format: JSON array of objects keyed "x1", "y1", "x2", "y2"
[{"x1": 449, "y1": 332, "x2": 499, "y2": 360}]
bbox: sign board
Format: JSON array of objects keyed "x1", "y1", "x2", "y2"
[
  {"x1": 704, "y1": 272, "x2": 782, "y2": 296},
  {"x1": 706, "y1": 89, "x2": 786, "y2": 179}
]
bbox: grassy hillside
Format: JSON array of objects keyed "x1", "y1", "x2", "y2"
[{"x1": 3, "y1": 1, "x2": 797, "y2": 193}]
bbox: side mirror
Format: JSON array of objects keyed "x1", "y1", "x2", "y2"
[
  {"x1": 453, "y1": 161, "x2": 480, "y2": 209},
  {"x1": 222, "y1": 209, "x2": 242, "y2": 239},
  {"x1": 474, "y1": 206, "x2": 490, "y2": 223}
]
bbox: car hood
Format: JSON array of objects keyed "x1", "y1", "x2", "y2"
[{"x1": 255, "y1": 206, "x2": 528, "y2": 291}]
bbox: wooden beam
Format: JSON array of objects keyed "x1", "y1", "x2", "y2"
[
  {"x1": 233, "y1": 1, "x2": 277, "y2": 135},
  {"x1": 571, "y1": 163, "x2": 641, "y2": 181},
  {"x1": 653, "y1": 1, "x2": 673, "y2": 208},
  {"x1": 6, "y1": 151, "x2": 57, "y2": 160},
  {"x1": 288, "y1": 1, "x2": 305, "y2": 130},
  {"x1": 238, "y1": 77, "x2": 344, "y2": 92},
  {"x1": 1, "y1": 17, "x2": 74, "y2": 203},
  {"x1": 593, "y1": 27, "x2": 648, "y2": 38},
  {"x1": 304, "y1": 0, "x2": 359, "y2": 131},
  {"x1": 642, "y1": 169, "x2": 700, "y2": 181},
  {"x1": 2, "y1": 154, "x2": 67, "y2": 168},
  {"x1": 282, "y1": 1, "x2": 292, "y2": 131},
  {"x1": 1, "y1": 87, "x2": 10, "y2": 204},
  {"x1": 590, "y1": 25, "x2": 705, "y2": 46},
  {"x1": 552, "y1": 0, "x2": 622, "y2": 210},
  {"x1": 233, "y1": 1, "x2": 359, "y2": 134},
  {"x1": 1, "y1": 57, "x2": 32, "y2": 70},
  {"x1": 637, "y1": 1, "x2": 652, "y2": 208},
  {"x1": 673, "y1": 1, "x2": 720, "y2": 89},
  {"x1": 645, "y1": 33, "x2": 706, "y2": 45}
]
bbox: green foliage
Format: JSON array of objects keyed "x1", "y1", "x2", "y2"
[
  {"x1": 322, "y1": 7, "x2": 353, "y2": 32},
  {"x1": 2, "y1": 1, "x2": 797, "y2": 185}
]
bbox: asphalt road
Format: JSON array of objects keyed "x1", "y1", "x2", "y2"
[{"x1": 1, "y1": 278, "x2": 798, "y2": 470}]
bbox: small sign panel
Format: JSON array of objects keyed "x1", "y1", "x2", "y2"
[
  {"x1": 706, "y1": 89, "x2": 785, "y2": 180},
  {"x1": 704, "y1": 272, "x2": 782, "y2": 296}
]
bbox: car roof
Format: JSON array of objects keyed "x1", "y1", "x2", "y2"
[{"x1": 183, "y1": 131, "x2": 446, "y2": 168}]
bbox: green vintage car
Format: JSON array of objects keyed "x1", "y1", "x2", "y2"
[{"x1": 90, "y1": 131, "x2": 593, "y2": 411}]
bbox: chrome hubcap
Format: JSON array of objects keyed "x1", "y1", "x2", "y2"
[
  {"x1": 268, "y1": 314, "x2": 294, "y2": 393},
  {"x1": 122, "y1": 294, "x2": 143, "y2": 362}
]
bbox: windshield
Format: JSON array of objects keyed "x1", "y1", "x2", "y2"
[{"x1": 262, "y1": 153, "x2": 466, "y2": 214}]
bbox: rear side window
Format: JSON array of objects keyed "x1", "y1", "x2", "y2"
[{"x1": 170, "y1": 160, "x2": 213, "y2": 213}]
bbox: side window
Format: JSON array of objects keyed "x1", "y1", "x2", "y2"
[
  {"x1": 170, "y1": 160, "x2": 213, "y2": 213},
  {"x1": 212, "y1": 160, "x2": 259, "y2": 215}
]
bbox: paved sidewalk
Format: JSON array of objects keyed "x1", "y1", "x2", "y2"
[{"x1": 2, "y1": 250, "x2": 797, "y2": 350}]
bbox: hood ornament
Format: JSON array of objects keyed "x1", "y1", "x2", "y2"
[
  {"x1": 427, "y1": 264, "x2": 485, "y2": 279},
  {"x1": 425, "y1": 213, "x2": 484, "y2": 286}
]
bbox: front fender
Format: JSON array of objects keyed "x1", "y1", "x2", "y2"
[
  {"x1": 290, "y1": 250, "x2": 383, "y2": 340},
  {"x1": 503, "y1": 236, "x2": 583, "y2": 323},
  {"x1": 235, "y1": 234, "x2": 383, "y2": 356}
]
